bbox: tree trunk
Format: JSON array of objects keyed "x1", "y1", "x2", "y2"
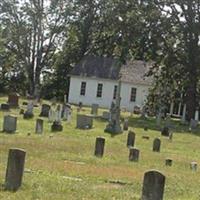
[{"x1": 185, "y1": 83, "x2": 196, "y2": 121}]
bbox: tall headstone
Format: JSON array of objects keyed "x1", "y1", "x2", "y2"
[
  {"x1": 23, "y1": 100, "x2": 34, "y2": 119},
  {"x1": 76, "y1": 114, "x2": 93, "y2": 129},
  {"x1": 5, "y1": 148, "x2": 26, "y2": 191},
  {"x1": 195, "y1": 110, "x2": 199, "y2": 121},
  {"x1": 40, "y1": 104, "x2": 51, "y2": 117},
  {"x1": 3, "y1": 115, "x2": 17, "y2": 133},
  {"x1": 91, "y1": 104, "x2": 99, "y2": 115},
  {"x1": 62, "y1": 103, "x2": 72, "y2": 122},
  {"x1": 153, "y1": 138, "x2": 161, "y2": 152},
  {"x1": 51, "y1": 105, "x2": 63, "y2": 132},
  {"x1": 104, "y1": 79, "x2": 122, "y2": 134},
  {"x1": 156, "y1": 111, "x2": 162, "y2": 127},
  {"x1": 127, "y1": 131, "x2": 135, "y2": 147},
  {"x1": 181, "y1": 104, "x2": 186, "y2": 124},
  {"x1": 123, "y1": 118, "x2": 129, "y2": 131},
  {"x1": 35, "y1": 119, "x2": 43, "y2": 134},
  {"x1": 129, "y1": 148, "x2": 139, "y2": 162},
  {"x1": 141, "y1": 170, "x2": 165, "y2": 200},
  {"x1": 7, "y1": 93, "x2": 19, "y2": 107},
  {"x1": 94, "y1": 137, "x2": 105, "y2": 157},
  {"x1": 48, "y1": 106, "x2": 56, "y2": 123}
]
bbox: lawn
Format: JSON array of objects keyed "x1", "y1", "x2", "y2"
[{"x1": 0, "y1": 97, "x2": 200, "y2": 200}]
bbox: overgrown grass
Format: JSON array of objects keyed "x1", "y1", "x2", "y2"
[{"x1": 0, "y1": 97, "x2": 200, "y2": 199}]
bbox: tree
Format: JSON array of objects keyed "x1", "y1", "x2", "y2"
[
  {"x1": 150, "y1": 0, "x2": 200, "y2": 120},
  {"x1": 0, "y1": 0, "x2": 72, "y2": 97}
]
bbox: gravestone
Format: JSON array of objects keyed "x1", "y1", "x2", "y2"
[
  {"x1": 35, "y1": 119, "x2": 43, "y2": 134},
  {"x1": 7, "y1": 93, "x2": 19, "y2": 107},
  {"x1": 3, "y1": 115, "x2": 17, "y2": 133},
  {"x1": 156, "y1": 111, "x2": 162, "y2": 127},
  {"x1": 1, "y1": 103, "x2": 10, "y2": 111},
  {"x1": 127, "y1": 131, "x2": 135, "y2": 147},
  {"x1": 48, "y1": 106, "x2": 56, "y2": 123},
  {"x1": 165, "y1": 159, "x2": 173, "y2": 166},
  {"x1": 141, "y1": 170, "x2": 165, "y2": 200},
  {"x1": 165, "y1": 114, "x2": 172, "y2": 128},
  {"x1": 40, "y1": 104, "x2": 51, "y2": 117},
  {"x1": 76, "y1": 114, "x2": 93, "y2": 129},
  {"x1": 94, "y1": 137, "x2": 105, "y2": 157},
  {"x1": 169, "y1": 132, "x2": 173, "y2": 141},
  {"x1": 91, "y1": 104, "x2": 99, "y2": 115},
  {"x1": 190, "y1": 119, "x2": 198, "y2": 130},
  {"x1": 5, "y1": 148, "x2": 26, "y2": 191},
  {"x1": 62, "y1": 103, "x2": 72, "y2": 122},
  {"x1": 190, "y1": 162, "x2": 198, "y2": 171},
  {"x1": 23, "y1": 101, "x2": 34, "y2": 119},
  {"x1": 123, "y1": 118, "x2": 129, "y2": 131},
  {"x1": 129, "y1": 148, "x2": 139, "y2": 162},
  {"x1": 161, "y1": 126, "x2": 170, "y2": 137},
  {"x1": 51, "y1": 105, "x2": 63, "y2": 132},
  {"x1": 102, "y1": 111, "x2": 110, "y2": 120},
  {"x1": 153, "y1": 138, "x2": 161, "y2": 152},
  {"x1": 104, "y1": 79, "x2": 122, "y2": 134},
  {"x1": 181, "y1": 104, "x2": 187, "y2": 124}
]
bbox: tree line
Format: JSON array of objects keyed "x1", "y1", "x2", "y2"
[{"x1": 0, "y1": 0, "x2": 200, "y2": 120}]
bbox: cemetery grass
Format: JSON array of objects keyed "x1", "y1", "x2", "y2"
[{"x1": 0, "y1": 98, "x2": 200, "y2": 199}]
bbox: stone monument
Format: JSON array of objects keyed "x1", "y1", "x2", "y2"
[{"x1": 104, "y1": 78, "x2": 122, "y2": 134}]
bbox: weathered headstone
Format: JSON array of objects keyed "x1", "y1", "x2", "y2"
[
  {"x1": 62, "y1": 103, "x2": 72, "y2": 122},
  {"x1": 3, "y1": 115, "x2": 17, "y2": 133},
  {"x1": 181, "y1": 104, "x2": 187, "y2": 124},
  {"x1": 141, "y1": 170, "x2": 165, "y2": 200},
  {"x1": 5, "y1": 148, "x2": 26, "y2": 191},
  {"x1": 102, "y1": 111, "x2": 110, "y2": 120},
  {"x1": 156, "y1": 111, "x2": 162, "y2": 127},
  {"x1": 48, "y1": 106, "x2": 56, "y2": 123},
  {"x1": 104, "y1": 79, "x2": 122, "y2": 134},
  {"x1": 51, "y1": 105, "x2": 63, "y2": 132},
  {"x1": 165, "y1": 159, "x2": 173, "y2": 166},
  {"x1": 161, "y1": 126, "x2": 170, "y2": 137},
  {"x1": 40, "y1": 104, "x2": 51, "y2": 117},
  {"x1": 129, "y1": 148, "x2": 139, "y2": 162},
  {"x1": 91, "y1": 104, "x2": 99, "y2": 115},
  {"x1": 76, "y1": 114, "x2": 93, "y2": 129},
  {"x1": 153, "y1": 138, "x2": 161, "y2": 152},
  {"x1": 1, "y1": 103, "x2": 10, "y2": 111},
  {"x1": 165, "y1": 114, "x2": 172, "y2": 128},
  {"x1": 190, "y1": 119, "x2": 198, "y2": 130},
  {"x1": 7, "y1": 93, "x2": 19, "y2": 107},
  {"x1": 169, "y1": 132, "x2": 173, "y2": 141},
  {"x1": 127, "y1": 131, "x2": 135, "y2": 147},
  {"x1": 94, "y1": 137, "x2": 105, "y2": 157},
  {"x1": 195, "y1": 110, "x2": 199, "y2": 121},
  {"x1": 23, "y1": 100, "x2": 34, "y2": 119},
  {"x1": 123, "y1": 118, "x2": 129, "y2": 131},
  {"x1": 190, "y1": 162, "x2": 198, "y2": 171},
  {"x1": 35, "y1": 119, "x2": 43, "y2": 134}
]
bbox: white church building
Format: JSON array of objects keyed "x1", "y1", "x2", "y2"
[{"x1": 68, "y1": 55, "x2": 153, "y2": 112}]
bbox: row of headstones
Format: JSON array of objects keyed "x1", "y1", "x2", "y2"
[
  {"x1": 3, "y1": 115, "x2": 43, "y2": 134},
  {"x1": 4, "y1": 148, "x2": 165, "y2": 200},
  {"x1": 95, "y1": 133, "x2": 198, "y2": 171}
]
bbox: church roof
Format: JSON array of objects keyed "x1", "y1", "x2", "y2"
[{"x1": 70, "y1": 55, "x2": 153, "y2": 86}]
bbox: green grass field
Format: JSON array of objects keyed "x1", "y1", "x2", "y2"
[{"x1": 0, "y1": 97, "x2": 200, "y2": 200}]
